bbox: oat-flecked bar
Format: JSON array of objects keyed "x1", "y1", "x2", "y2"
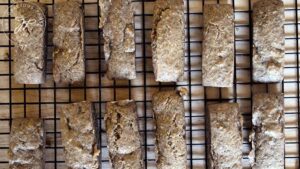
[
  {"x1": 151, "y1": 0, "x2": 185, "y2": 82},
  {"x1": 202, "y1": 4, "x2": 234, "y2": 87},
  {"x1": 252, "y1": 0, "x2": 285, "y2": 82},
  {"x1": 60, "y1": 101, "x2": 100, "y2": 169},
  {"x1": 13, "y1": 2, "x2": 47, "y2": 84},
  {"x1": 250, "y1": 93, "x2": 284, "y2": 169},
  {"x1": 99, "y1": 0, "x2": 136, "y2": 80},
  {"x1": 207, "y1": 103, "x2": 243, "y2": 169},
  {"x1": 105, "y1": 100, "x2": 144, "y2": 169},
  {"x1": 53, "y1": 1, "x2": 85, "y2": 84},
  {"x1": 152, "y1": 90, "x2": 186, "y2": 169},
  {"x1": 8, "y1": 118, "x2": 44, "y2": 169}
]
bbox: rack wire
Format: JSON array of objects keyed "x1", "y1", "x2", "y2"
[{"x1": 0, "y1": 0, "x2": 299, "y2": 168}]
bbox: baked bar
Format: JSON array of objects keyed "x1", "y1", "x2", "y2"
[
  {"x1": 8, "y1": 118, "x2": 44, "y2": 169},
  {"x1": 250, "y1": 93, "x2": 284, "y2": 169},
  {"x1": 53, "y1": 1, "x2": 85, "y2": 84},
  {"x1": 60, "y1": 101, "x2": 100, "y2": 169},
  {"x1": 151, "y1": 0, "x2": 185, "y2": 82},
  {"x1": 105, "y1": 100, "x2": 141, "y2": 154},
  {"x1": 152, "y1": 90, "x2": 186, "y2": 169},
  {"x1": 252, "y1": 0, "x2": 285, "y2": 82},
  {"x1": 13, "y1": 2, "x2": 47, "y2": 84},
  {"x1": 99, "y1": 0, "x2": 136, "y2": 80},
  {"x1": 207, "y1": 103, "x2": 243, "y2": 169},
  {"x1": 105, "y1": 100, "x2": 144, "y2": 168},
  {"x1": 202, "y1": 4, "x2": 234, "y2": 87}
]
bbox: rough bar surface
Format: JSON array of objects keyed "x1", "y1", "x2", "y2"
[
  {"x1": 99, "y1": 0, "x2": 136, "y2": 80},
  {"x1": 252, "y1": 0, "x2": 285, "y2": 82},
  {"x1": 110, "y1": 147, "x2": 144, "y2": 169},
  {"x1": 152, "y1": 90, "x2": 186, "y2": 169},
  {"x1": 207, "y1": 103, "x2": 243, "y2": 169},
  {"x1": 250, "y1": 93, "x2": 284, "y2": 169},
  {"x1": 8, "y1": 118, "x2": 44, "y2": 169},
  {"x1": 202, "y1": 4, "x2": 234, "y2": 87},
  {"x1": 60, "y1": 101, "x2": 100, "y2": 169},
  {"x1": 13, "y1": 2, "x2": 47, "y2": 84},
  {"x1": 151, "y1": 0, "x2": 185, "y2": 82},
  {"x1": 105, "y1": 100, "x2": 144, "y2": 169},
  {"x1": 53, "y1": 1, "x2": 85, "y2": 84}
]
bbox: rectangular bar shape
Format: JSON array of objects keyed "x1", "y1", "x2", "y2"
[
  {"x1": 60, "y1": 101, "x2": 100, "y2": 169},
  {"x1": 99, "y1": 0, "x2": 136, "y2": 80},
  {"x1": 13, "y1": 2, "x2": 47, "y2": 84},
  {"x1": 202, "y1": 4, "x2": 234, "y2": 87},
  {"x1": 152, "y1": 90, "x2": 186, "y2": 169},
  {"x1": 207, "y1": 103, "x2": 243, "y2": 169},
  {"x1": 8, "y1": 118, "x2": 44, "y2": 169},
  {"x1": 250, "y1": 93, "x2": 284, "y2": 168},
  {"x1": 105, "y1": 100, "x2": 144, "y2": 168},
  {"x1": 252, "y1": 0, "x2": 285, "y2": 82},
  {"x1": 53, "y1": 1, "x2": 85, "y2": 84},
  {"x1": 151, "y1": 0, "x2": 185, "y2": 82}
]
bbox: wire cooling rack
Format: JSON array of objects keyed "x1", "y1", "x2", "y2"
[{"x1": 0, "y1": 0, "x2": 299, "y2": 168}]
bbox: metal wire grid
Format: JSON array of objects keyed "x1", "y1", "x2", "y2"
[{"x1": 0, "y1": 0, "x2": 299, "y2": 168}]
